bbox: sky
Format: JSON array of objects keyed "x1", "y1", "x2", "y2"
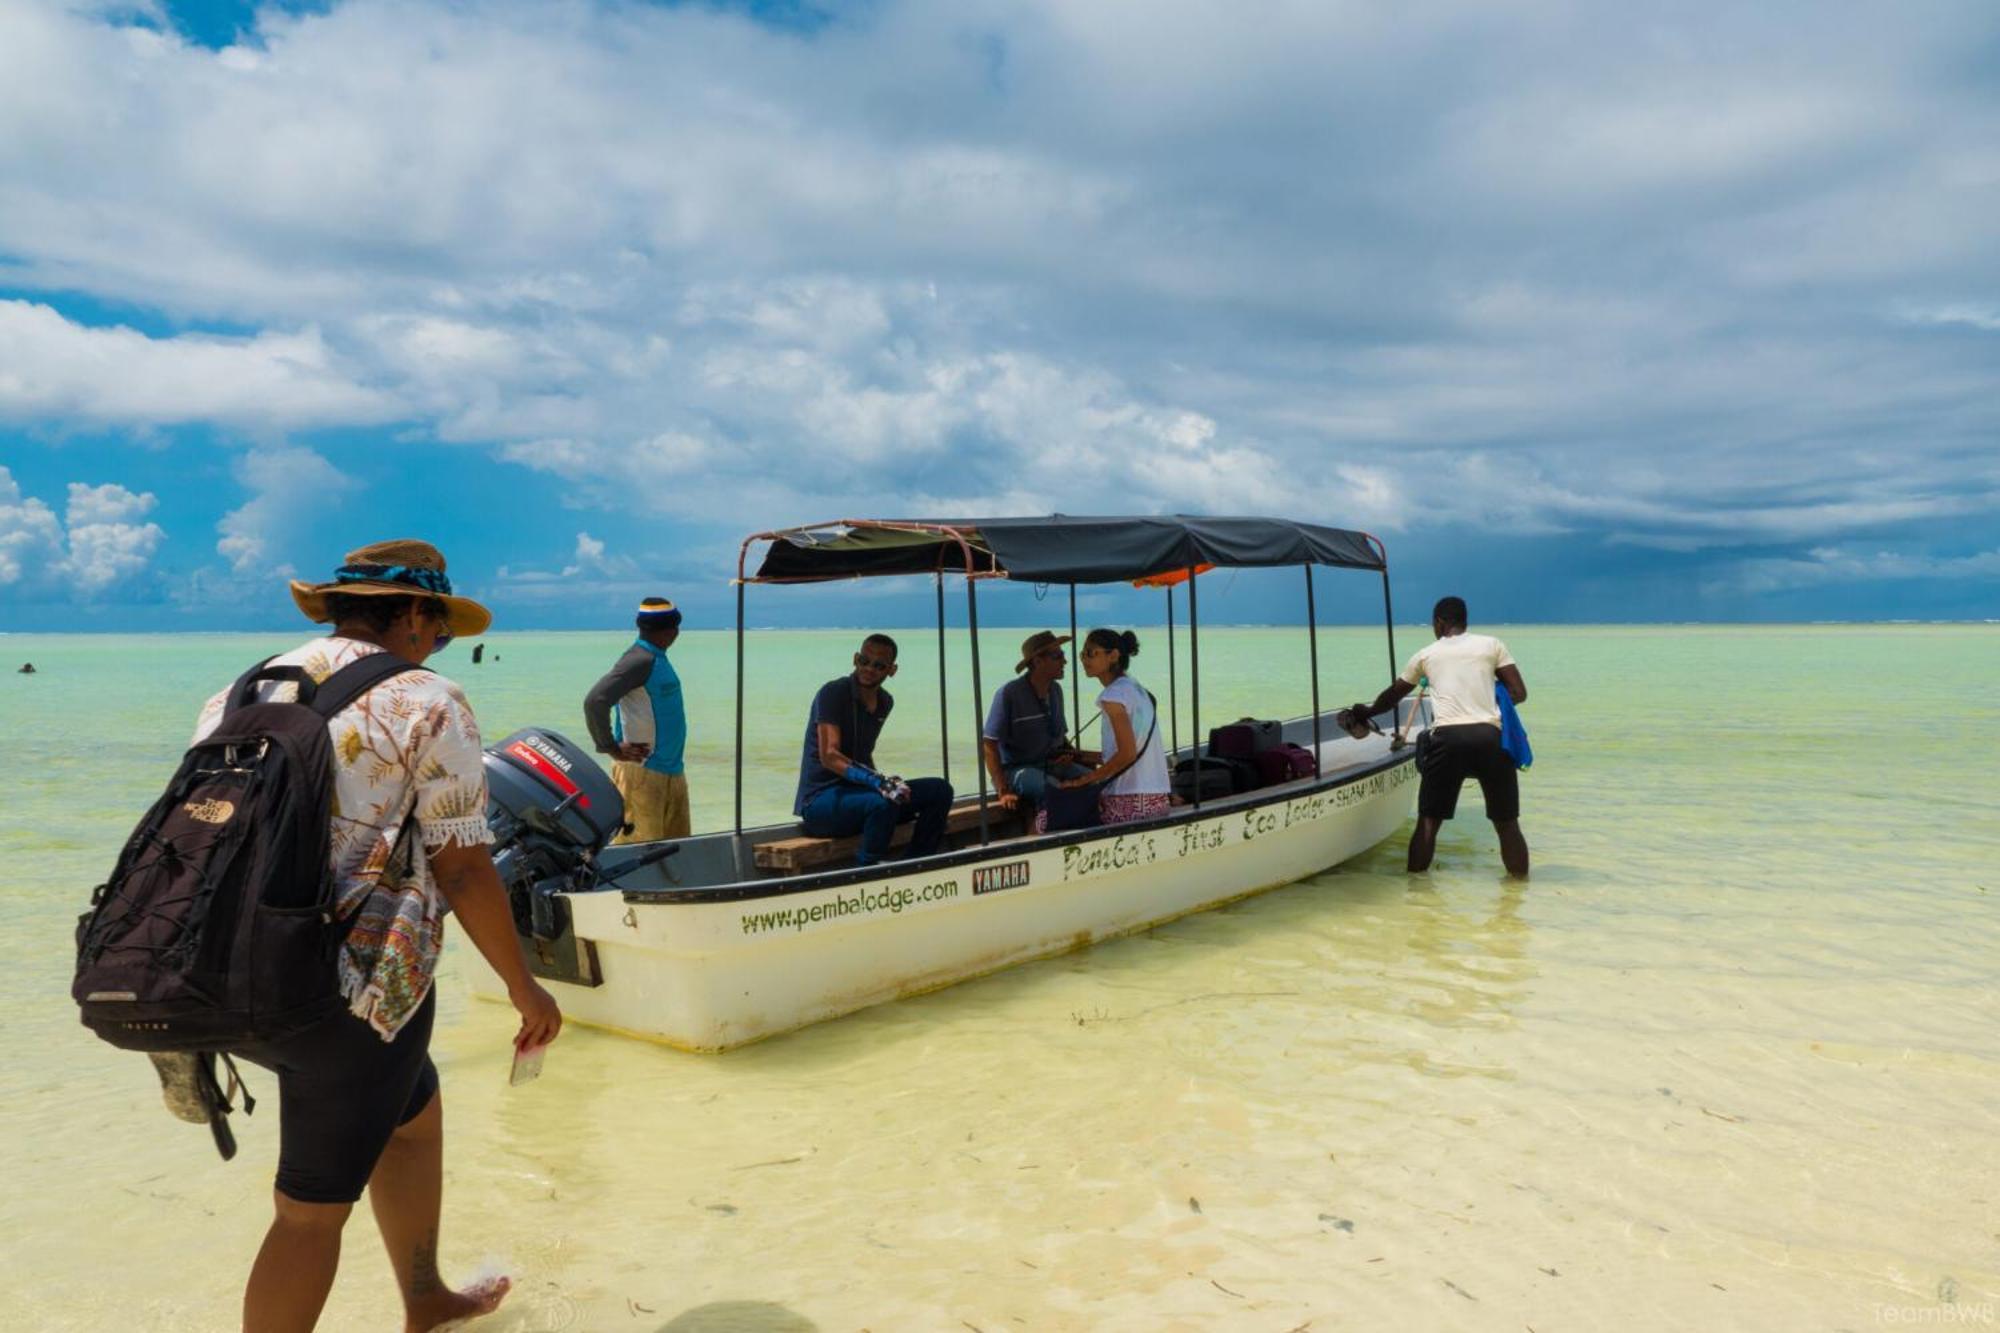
[{"x1": 1, "y1": 0, "x2": 1996, "y2": 632}]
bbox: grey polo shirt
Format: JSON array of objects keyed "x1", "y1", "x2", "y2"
[{"x1": 983, "y1": 675, "x2": 1069, "y2": 767}]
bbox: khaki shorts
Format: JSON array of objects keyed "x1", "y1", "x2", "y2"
[{"x1": 611, "y1": 763, "x2": 691, "y2": 843}]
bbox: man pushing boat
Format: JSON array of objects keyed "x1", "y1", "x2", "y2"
[{"x1": 1350, "y1": 595, "x2": 1531, "y2": 878}]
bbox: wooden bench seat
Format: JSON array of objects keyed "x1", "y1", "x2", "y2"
[{"x1": 754, "y1": 797, "x2": 1020, "y2": 874}]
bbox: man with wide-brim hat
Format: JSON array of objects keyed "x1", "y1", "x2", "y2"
[
  {"x1": 981, "y1": 629, "x2": 1090, "y2": 813},
  {"x1": 173, "y1": 537, "x2": 557, "y2": 1330},
  {"x1": 290, "y1": 538, "x2": 493, "y2": 640},
  {"x1": 583, "y1": 596, "x2": 694, "y2": 843}
]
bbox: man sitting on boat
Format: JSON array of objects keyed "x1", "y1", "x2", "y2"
[
  {"x1": 1046, "y1": 628, "x2": 1171, "y2": 827},
  {"x1": 982, "y1": 630, "x2": 1091, "y2": 816},
  {"x1": 793, "y1": 633, "x2": 955, "y2": 866}
]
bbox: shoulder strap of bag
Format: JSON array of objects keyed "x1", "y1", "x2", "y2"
[
  {"x1": 312, "y1": 654, "x2": 429, "y2": 918},
  {"x1": 1092, "y1": 688, "x2": 1159, "y2": 786},
  {"x1": 223, "y1": 656, "x2": 285, "y2": 715}
]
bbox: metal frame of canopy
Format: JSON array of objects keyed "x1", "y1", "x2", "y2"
[{"x1": 730, "y1": 516, "x2": 1398, "y2": 856}]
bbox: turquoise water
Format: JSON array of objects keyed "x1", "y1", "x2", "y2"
[{"x1": 4, "y1": 625, "x2": 1997, "y2": 1330}]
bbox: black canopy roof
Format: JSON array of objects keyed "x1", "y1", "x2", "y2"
[{"x1": 748, "y1": 515, "x2": 1385, "y2": 585}]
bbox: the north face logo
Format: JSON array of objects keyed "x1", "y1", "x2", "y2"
[{"x1": 183, "y1": 799, "x2": 236, "y2": 825}]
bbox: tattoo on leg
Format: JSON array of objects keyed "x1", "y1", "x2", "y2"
[{"x1": 409, "y1": 1227, "x2": 443, "y2": 1297}]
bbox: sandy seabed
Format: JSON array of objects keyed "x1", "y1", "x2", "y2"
[{"x1": 7, "y1": 625, "x2": 1997, "y2": 1331}]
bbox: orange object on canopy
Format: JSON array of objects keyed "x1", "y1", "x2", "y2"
[{"x1": 1132, "y1": 563, "x2": 1214, "y2": 589}]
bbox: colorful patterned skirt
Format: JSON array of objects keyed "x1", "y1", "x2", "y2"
[
  {"x1": 1032, "y1": 790, "x2": 1173, "y2": 833},
  {"x1": 1100, "y1": 792, "x2": 1171, "y2": 824}
]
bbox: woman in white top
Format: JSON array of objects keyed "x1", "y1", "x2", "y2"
[{"x1": 1060, "y1": 628, "x2": 1172, "y2": 825}]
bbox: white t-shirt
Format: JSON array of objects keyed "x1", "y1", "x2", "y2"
[
  {"x1": 1399, "y1": 632, "x2": 1515, "y2": 729},
  {"x1": 1096, "y1": 675, "x2": 1171, "y2": 797}
]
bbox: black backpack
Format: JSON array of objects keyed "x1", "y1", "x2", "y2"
[{"x1": 74, "y1": 653, "x2": 421, "y2": 1053}]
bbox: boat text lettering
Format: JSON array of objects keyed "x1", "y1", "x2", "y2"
[
  {"x1": 1062, "y1": 835, "x2": 1157, "y2": 880},
  {"x1": 738, "y1": 878, "x2": 961, "y2": 935},
  {"x1": 1178, "y1": 821, "x2": 1226, "y2": 856}
]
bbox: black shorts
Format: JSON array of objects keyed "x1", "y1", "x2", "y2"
[
  {"x1": 1417, "y1": 724, "x2": 1520, "y2": 823},
  {"x1": 231, "y1": 989, "x2": 439, "y2": 1204}
]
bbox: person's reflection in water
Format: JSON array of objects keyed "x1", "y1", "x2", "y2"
[{"x1": 1387, "y1": 880, "x2": 1534, "y2": 1076}]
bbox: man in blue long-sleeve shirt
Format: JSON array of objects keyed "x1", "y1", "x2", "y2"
[{"x1": 584, "y1": 597, "x2": 691, "y2": 843}]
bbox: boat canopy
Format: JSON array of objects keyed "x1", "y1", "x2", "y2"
[{"x1": 747, "y1": 515, "x2": 1385, "y2": 585}]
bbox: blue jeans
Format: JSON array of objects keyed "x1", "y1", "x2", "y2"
[
  {"x1": 800, "y1": 777, "x2": 955, "y2": 866},
  {"x1": 1007, "y1": 760, "x2": 1091, "y2": 807}
]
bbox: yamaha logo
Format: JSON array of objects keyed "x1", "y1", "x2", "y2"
[
  {"x1": 523, "y1": 737, "x2": 573, "y2": 771},
  {"x1": 972, "y1": 860, "x2": 1032, "y2": 895}
]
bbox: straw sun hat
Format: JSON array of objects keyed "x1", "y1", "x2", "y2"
[{"x1": 289, "y1": 539, "x2": 493, "y2": 638}]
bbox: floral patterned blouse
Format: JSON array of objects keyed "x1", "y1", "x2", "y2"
[{"x1": 192, "y1": 636, "x2": 493, "y2": 1041}]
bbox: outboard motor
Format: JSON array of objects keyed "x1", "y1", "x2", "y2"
[
  {"x1": 483, "y1": 729, "x2": 625, "y2": 943},
  {"x1": 483, "y1": 728, "x2": 684, "y2": 987}
]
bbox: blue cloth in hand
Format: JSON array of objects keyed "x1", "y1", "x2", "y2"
[{"x1": 1496, "y1": 682, "x2": 1532, "y2": 770}]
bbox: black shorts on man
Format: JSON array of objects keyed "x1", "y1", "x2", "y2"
[
  {"x1": 1416, "y1": 723, "x2": 1520, "y2": 822},
  {"x1": 229, "y1": 990, "x2": 440, "y2": 1204}
]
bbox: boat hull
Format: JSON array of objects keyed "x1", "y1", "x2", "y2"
[{"x1": 468, "y1": 750, "x2": 1417, "y2": 1051}]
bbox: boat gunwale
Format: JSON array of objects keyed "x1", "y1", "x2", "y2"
[{"x1": 617, "y1": 744, "x2": 1414, "y2": 906}]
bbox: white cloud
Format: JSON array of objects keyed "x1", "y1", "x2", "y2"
[
  {"x1": 1709, "y1": 546, "x2": 2000, "y2": 596},
  {"x1": 65, "y1": 480, "x2": 154, "y2": 528},
  {"x1": 63, "y1": 514, "x2": 165, "y2": 592},
  {"x1": 0, "y1": 301, "x2": 393, "y2": 428},
  {"x1": 560, "y1": 530, "x2": 636, "y2": 578},
  {"x1": 1901, "y1": 304, "x2": 2000, "y2": 332},
  {"x1": 0, "y1": 467, "x2": 65, "y2": 586},
  {"x1": 0, "y1": 0, "x2": 1993, "y2": 584},
  {"x1": 216, "y1": 446, "x2": 359, "y2": 575},
  {"x1": 0, "y1": 466, "x2": 163, "y2": 594}
]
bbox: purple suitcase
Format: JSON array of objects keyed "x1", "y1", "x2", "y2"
[
  {"x1": 1210, "y1": 719, "x2": 1283, "y2": 760},
  {"x1": 1253, "y1": 742, "x2": 1317, "y2": 785}
]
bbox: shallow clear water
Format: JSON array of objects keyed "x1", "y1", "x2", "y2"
[{"x1": 4, "y1": 625, "x2": 1997, "y2": 1330}]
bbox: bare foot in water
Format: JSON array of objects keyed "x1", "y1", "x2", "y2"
[{"x1": 407, "y1": 1275, "x2": 511, "y2": 1331}]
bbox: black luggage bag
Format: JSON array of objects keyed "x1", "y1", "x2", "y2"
[{"x1": 1172, "y1": 755, "x2": 1257, "y2": 802}]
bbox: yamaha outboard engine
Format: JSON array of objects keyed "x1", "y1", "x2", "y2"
[
  {"x1": 483, "y1": 729, "x2": 625, "y2": 943},
  {"x1": 483, "y1": 728, "x2": 684, "y2": 986}
]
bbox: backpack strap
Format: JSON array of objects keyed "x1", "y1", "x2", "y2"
[
  {"x1": 1091, "y1": 688, "x2": 1159, "y2": 787},
  {"x1": 310, "y1": 654, "x2": 425, "y2": 719},
  {"x1": 312, "y1": 654, "x2": 430, "y2": 910},
  {"x1": 224, "y1": 656, "x2": 297, "y2": 714}
]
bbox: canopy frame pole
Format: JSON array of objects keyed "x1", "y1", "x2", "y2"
[
  {"x1": 730, "y1": 573, "x2": 748, "y2": 882},
  {"x1": 1068, "y1": 583, "x2": 1079, "y2": 751},
  {"x1": 1188, "y1": 565, "x2": 1202, "y2": 810},
  {"x1": 1166, "y1": 585, "x2": 1179, "y2": 758},
  {"x1": 733, "y1": 578, "x2": 745, "y2": 837},
  {"x1": 1380, "y1": 569, "x2": 1397, "y2": 685},
  {"x1": 1306, "y1": 564, "x2": 1322, "y2": 764},
  {"x1": 968, "y1": 576, "x2": 990, "y2": 844},
  {"x1": 935, "y1": 573, "x2": 950, "y2": 785}
]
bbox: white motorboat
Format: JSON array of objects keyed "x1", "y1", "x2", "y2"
[{"x1": 470, "y1": 516, "x2": 1425, "y2": 1051}]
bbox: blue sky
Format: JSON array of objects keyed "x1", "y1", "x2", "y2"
[{"x1": 2, "y1": 0, "x2": 1996, "y2": 632}]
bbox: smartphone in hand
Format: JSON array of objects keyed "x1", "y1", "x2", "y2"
[{"x1": 509, "y1": 1043, "x2": 547, "y2": 1087}]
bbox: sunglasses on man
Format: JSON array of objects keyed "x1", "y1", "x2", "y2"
[{"x1": 853, "y1": 653, "x2": 895, "y2": 673}]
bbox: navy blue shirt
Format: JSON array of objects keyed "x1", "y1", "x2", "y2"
[{"x1": 793, "y1": 675, "x2": 894, "y2": 814}]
